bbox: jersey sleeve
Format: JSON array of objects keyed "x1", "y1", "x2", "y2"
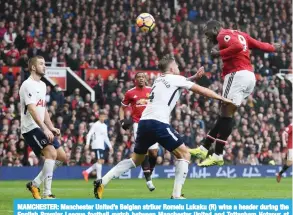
[
  {"x1": 217, "y1": 32, "x2": 244, "y2": 58},
  {"x1": 103, "y1": 125, "x2": 112, "y2": 149},
  {"x1": 23, "y1": 84, "x2": 37, "y2": 105},
  {"x1": 174, "y1": 75, "x2": 194, "y2": 89},
  {"x1": 121, "y1": 91, "x2": 131, "y2": 106},
  {"x1": 244, "y1": 33, "x2": 275, "y2": 52},
  {"x1": 86, "y1": 123, "x2": 95, "y2": 145}
]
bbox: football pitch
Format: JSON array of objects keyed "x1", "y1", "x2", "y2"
[{"x1": 0, "y1": 178, "x2": 291, "y2": 215}]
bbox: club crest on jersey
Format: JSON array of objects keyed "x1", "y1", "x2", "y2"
[
  {"x1": 36, "y1": 99, "x2": 46, "y2": 107},
  {"x1": 136, "y1": 98, "x2": 149, "y2": 105}
]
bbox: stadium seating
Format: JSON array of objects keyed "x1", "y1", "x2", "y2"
[{"x1": 0, "y1": 0, "x2": 291, "y2": 167}]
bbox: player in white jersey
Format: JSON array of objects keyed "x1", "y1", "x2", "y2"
[
  {"x1": 82, "y1": 110, "x2": 113, "y2": 182},
  {"x1": 19, "y1": 56, "x2": 66, "y2": 199},
  {"x1": 93, "y1": 54, "x2": 232, "y2": 199}
]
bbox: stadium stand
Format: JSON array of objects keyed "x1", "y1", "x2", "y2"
[{"x1": 0, "y1": 0, "x2": 292, "y2": 167}]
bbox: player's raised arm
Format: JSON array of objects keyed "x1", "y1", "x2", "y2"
[
  {"x1": 189, "y1": 84, "x2": 232, "y2": 104},
  {"x1": 174, "y1": 75, "x2": 232, "y2": 104},
  {"x1": 245, "y1": 33, "x2": 277, "y2": 52}
]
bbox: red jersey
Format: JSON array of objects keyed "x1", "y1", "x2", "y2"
[
  {"x1": 284, "y1": 123, "x2": 292, "y2": 149},
  {"x1": 121, "y1": 86, "x2": 152, "y2": 123},
  {"x1": 217, "y1": 29, "x2": 275, "y2": 77}
]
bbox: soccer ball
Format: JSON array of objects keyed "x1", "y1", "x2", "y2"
[{"x1": 136, "y1": 13, "x2": 155, "y2": 33}]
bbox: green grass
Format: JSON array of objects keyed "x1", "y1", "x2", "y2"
[{"x1": 0, "y1": 178, "x2": 291, "y2": 215}]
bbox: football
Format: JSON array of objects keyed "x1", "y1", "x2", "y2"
[{"x1": 136, "y1": 13, "x2": 155, "y2": 32}]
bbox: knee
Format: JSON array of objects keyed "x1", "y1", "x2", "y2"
[
  {"x1": 131, "y1": 154, "x2": 145, "y2": 166},
  {"x1": 221, "y1": 104, "x2": 237, "y2": 117},
  {"x1": 98, "y1": 159, "x2": 104, "y2": 164},
  {"x1": 57, "y1": 150, "x2": 66, "y2": 163},
  {"x1": 181, "y1": 150, "x2": 191, "y2": 161},
  {"x1": 174, "y1": 147, "x2": 190, "y2": 161},
  {"x1": 43, "y1": 146, "x2": 57, "y2": 160}
]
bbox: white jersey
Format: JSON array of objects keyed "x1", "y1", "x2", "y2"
[
  {"x1": 86, "y1": 121, "x2": 112, "y2": 150},
  {"x1": 19, "y1": 78, "x2": 47, "y2": 134},
  {"x1": 141, "y1": 74, "x2": 194, "y2": 124}
]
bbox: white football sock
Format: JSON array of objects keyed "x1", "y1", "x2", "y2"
[
  {"x1": 172, "y1": 159, "x2": 189, "y2": 198},
  {"x1": 32, "y1": 160, "x2": 63, "y2": 188},
  {"x1": 42, "y1": 159, "x2": 55, "y2": 196},
  {"x1": 95, "y1": 163, "x2": 102, "y2": 180},
  {"x1": 102, "y1": 159, "x2": 136, "y2": 186},
  {"x1": 85, "y1": 164, "x2": 96, "y2": 174}
]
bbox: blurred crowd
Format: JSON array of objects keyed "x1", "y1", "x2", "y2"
[{"x1": 0, "y1": 0, "x2": 292, "y2": 167}]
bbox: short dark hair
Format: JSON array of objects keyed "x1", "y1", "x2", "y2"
[
  {"x1": 205, "y1": 20, "x2": 222, "y2": 30},
  {"x1": 28, "y1": 56, "x2": 44, "y2": 72},
  {"x1": 134, "y1": 71, "x2": 145, "y2": 79},
  {"x1": 158, "y1": 54, "x2": 175, "y2": 73}
]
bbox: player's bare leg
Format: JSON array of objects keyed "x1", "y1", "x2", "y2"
[
  {"x1": 27, "y1": 145, "x2": 57, "y2": 199},
  {"x1": 170, "y1": 144, "x2": 190, "y2": 199},
  {"x1": 198, "y1": 103, "x2": 236, "y2": 167},
  {"x1": 276, "y1": 160, "x2": 292, "y2": 183},
  {"x1": 94, "y1": 153, "x2": 146, "y2": 199},
  {"x1": 141, "y1": 148, "x2": 158, "y2": 191}
]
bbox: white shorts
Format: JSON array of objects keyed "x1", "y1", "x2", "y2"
[
  {"x1": 288, "y1": 149, "x2": 293, "y2": 161},
  {"x1": 222, "y1": 70, "x2": 256, "y2": 106},
  {"x1": 133, "y1": 122, "x2": 159, "y2": 150}
]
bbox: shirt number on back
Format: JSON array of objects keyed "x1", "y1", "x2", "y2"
[
  {"x1": 238, "y1": 35, "x2": 247, "y2": 51},
  {"x1": 149, "y1": 86, "x2": 156, "y2": 102}
]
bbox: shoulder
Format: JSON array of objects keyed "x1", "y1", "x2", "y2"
[
  {"x1": 217, "y1": 29, "x2": 238, "y2": 40},
  {"x1": 144, "y1": 86, "x2": 152, "y2": 92},
  {"x1": 20, "y1": 80, "x2": 30, "y2": 91},
  {"x1": 166, "y1": 74, "x2": 186, "y2": 81},
  {"x1": 40, "y1": 81, "x2": 46, "y2": 87},
  {"x1": 125, "y1": 87, "x2": 136, "y2": 95}
]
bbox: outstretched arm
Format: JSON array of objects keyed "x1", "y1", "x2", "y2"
[
  {"x1": 189, "y1": 84, "x2": 233, "y2": 104},
  {"x1": 246, "y1": 34, "x2": 276, "y2": 52}
]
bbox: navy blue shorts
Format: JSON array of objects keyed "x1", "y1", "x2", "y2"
[
  {"x1": 93, "y1": 149, "x2": 105, "y2": 160},
  {"x1": 22, "y1": 128, "x2": 60, "y2": 156},
  {"x1": 134, "y1": 120, "x2": 183, "y2": 154}
]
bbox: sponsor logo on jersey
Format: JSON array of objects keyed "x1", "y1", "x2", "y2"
[{"x1": 36, "y1": 99, "x2": 46, "y2": 107}]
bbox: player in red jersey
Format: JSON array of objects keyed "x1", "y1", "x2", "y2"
[
  {"x1": 189, "y1": 20, "x2": 281, "y2": 166},
  {"x1": 119, "y1": 72, "x2": 157, "y2": 191},
  {"x1": 276, "y1": 123, "x2": 292, "y2": 183}
]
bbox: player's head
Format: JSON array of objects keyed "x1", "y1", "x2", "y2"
[
  {"x1": 134, "y1": 72, "x2": 146, "y2": 88},
  {"x1": 99, "y1": 110, "x2": 107, "y2": 122},
  {"x1": 203, "y1": 20, "x2": 223, "y2": 44},
  {"x1": 28, "y1": 56, "x2": 46, "y2": 77},
  {"x1": 158, "y1": 54, "x2": 179, "y2": 75}
]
